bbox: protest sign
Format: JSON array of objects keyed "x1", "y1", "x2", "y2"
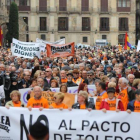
[
  {"x1": 36, "y1": 38, "x2": 65, "y2": 51},
  {"x1": 0, "y1": 107, "x2": 139, "y2": 140},
  {"x1": 47, "y1": 42, "x2": 75, "y2": 58},
  {"x1": 12, "y1": 38, "x2": 41, "y2": 59},
  {"x1": 0, "y1": 85, "x2": 5, "y2": 99}
]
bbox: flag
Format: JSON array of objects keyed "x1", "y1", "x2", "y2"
[
  {"x1": 0, "y1": 26, "x2": 3, "y2": 47},
  {"x1": 124, "y1": 32, "x2": 132, "y2": 50}
]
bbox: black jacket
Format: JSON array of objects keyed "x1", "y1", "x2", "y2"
[
  {"x1": 44, "y1": 77, "x2": 54, "y2": 88},
  {"x1": 67, "y1": 81, "x2": 78, "y2": 87},
  {"x1": 72, "y1": 101, "x2": 95, "y2": 109},
  {"x1": 127, "y1": 87, "x2": 135, "y2": 102}
]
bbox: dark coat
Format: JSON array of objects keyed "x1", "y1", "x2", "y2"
[
  {"x1": 67, "y1": 81, "x2": 78, "y2": 87},
  {"x1": 44, "y1": 77, "x2": 54, "y2": 88},
  {"x1": 127, "y1": 100, "x2": 135, "y2": 111}
]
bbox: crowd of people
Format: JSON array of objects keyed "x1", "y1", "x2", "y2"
[{"x1": 0, "y1": 46, "x2": 140, "y2": 115}]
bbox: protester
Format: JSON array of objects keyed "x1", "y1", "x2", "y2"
[
  {"x1": 72, "y1": 91, "x2": 95, "y2": 110},
  {"x1": 72, "y1": 69, "x2": 83, "y2": 85},
  {"x1": 50, "y1": 92, "x2": 68, "y2": 109},
  {"x1": 66, "y1": 72, "x2": 78, "y2": 87},
  {"x1": 78, "y1": 83, "x2": 88, "y2": 93},
  {"x1": 100, "y1": 87, "x2": 124, "y2": 112},
  {"x1": 5, "y1": 90, "x2": 24, "y2": 107},
  {"x1": 27, "y1": 86, "x2": 49, "y2": 110},
  {"x1": 60, "y1": 84, "x2": 68, "y2": 93}
]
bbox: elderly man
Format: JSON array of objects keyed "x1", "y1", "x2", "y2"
[
  {"x1": 44, "y1": 68, "x2": 54, "y2": 88},
  {"x1": 87, "y1": 71, "x2": 95, "y2": 85},
  {"x1": 118, "y1": 77, "x2": 135, "y2": 110},
  {"x1": 27, "y1": 86, "x2": 49, "y2": 110},
  {"x1": 66, "y1": 73, "x2": 77, "y2": 87},
  {"x1": 0, "y1": 64, "x2": 5, "y2": 74},
  {"x1": 128, "y1": 74, "x2": 135, "y2": 87},
  {"x1": 79, "y1": 63, "x2": 85, "y2": 71},
  {"x1": 60, "y1": 70, "x2": 67, "y2": 84},
  {"x1": 37, "y1": 77, "x2": 45, "y2": 90}
]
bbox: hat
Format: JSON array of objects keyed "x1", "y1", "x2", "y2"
[
  {"x1": 67, "y1": 72, "x2": 73, "y2": 76},
  {"x1": 135, "y1": 89, "x2": 140, "y2": 95},
  {"x1": 107, "y1": 87, "x2": 115, "y2": 94},
  {"x1": 73, "y1": 69, "x2": 79, "y2": 74}
]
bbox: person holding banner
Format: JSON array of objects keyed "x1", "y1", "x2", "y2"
[
  {"x1": 50, "y1": 92, "x2": 68, "y2": 109},
  {"x1": 27, "y1": 86, "x2": 49, "y2": 110},
  {"x1": 127, "y1": 89, "x2": 140, "y2": 113},
  {"x1": 100, "y1": 87, "x2": 124, "y2": 112},
  {"x1": 5, "y1": 90, "x2": 24, "y2": 107},
  {"x1": 72, "y1": 91, "x2": 95, "y2": 110}
]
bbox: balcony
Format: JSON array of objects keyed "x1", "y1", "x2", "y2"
[
  {"x1": 38, "y1": 27, "x2": 48, "y2": 32},
  {"x1": 82, "y1": 26, "x2": 90, "y2": 31},
  {"x1": 68, "y1": 8, "x2": 80, "y2": 14},
  {"x1": 119, "y1": 26, "x2": 129, "y2": 31},
  {"x1": 117, "y1": 7, "x2": 131, "y2": 12},
  {"x1": 36, "y1": 6, "x2": 49, "y2": 13},
  {"x1": 100, "y1": 27, "x2": 110, "y2": 31},
  {"x1": 18, "y1": 6, "x2": 30, "y2": 12}
]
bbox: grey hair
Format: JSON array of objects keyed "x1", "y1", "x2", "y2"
[
  {"x1": 119, "y1": 77, "x2": 128, "y2": 85},
  {"x1": 128, "y1": 74, "x2": 135, "y2": 79},
  {"x1": 33, "y1": 86, "x2": 43, "y2": 92}
]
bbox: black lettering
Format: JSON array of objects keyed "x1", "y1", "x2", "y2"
[
  {"x1": 21, "y1": 51, "x2": 24, "y2": 55},
  {"x1": 115, "y1": 136, "x2": 123, "y2": 140},
  {"x1": 125, "y1": 137, "x2": 134, "y2": 140},
  {"x1": 82, "y1": 120, "x2": 90, "y2": 130},
  {"x1": 112, "y1": 122, "x2": 119, "y2": 132},
  {"x1": 105, "y1": 136, "x2": 112, "y2": 140},
  {"x1": 101, "y1": 121, "x2": 110, "y2": 132},
  {"x1": 90, "y1": 121, "x2": 99, "y2": 131},
  {"x1": 85, "y1": 135, "x2": 94, "y2": 140},
  {"x1": 24, "y1": 52, "x2": 30, "y2": 56},
  {"x1": 64, "y1": 134, "x2": 71, "y2": 140},
  {"x1": 120, "y1": 122, "x2": 130, "y2": 133},
  {"x1": 36, "y1": 47, "x2": 39, "y2": 51},
  {"x1": 58, "y1": 120, "x2": 68, "y2": 130},
  {"x1": 77, "y1": 134, "x2": 84, "y2": 139},
  {"x1": 19, "y1": 46, "x2": 23, "y2": 50},
  {"x1": 14, "y1": 49, "x2": 18, "y2": 53},
  {"x1": 1, "y1": 116, "x2": 4, "y2": 124},
  {"x1": 54, "y1": 134, "x2": 62, "y2": 140},
  {"x1": 69, "y1": 120, "x2": 76, "y2": 130},
  {"x1": 5, "y1": 117, "x2": 10, "y2": 126}
]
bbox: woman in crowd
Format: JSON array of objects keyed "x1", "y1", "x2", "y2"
[
  {"x1": 78, "y1": 83, "x2": 88, "y2": 93},
  {"x1": 72, "y1": 91, "x2": 95, "y2": 110},
  {"x1": 60, "y1": 84, "x2": 68, "y2": 93},
  {"x1": 5, "y1": 90, "x2": 24, "y2": 107},
  {"x1": 51, "y1": 79, "x2": 59, "y2": 88},
  {"x1": 50, "y1": 92, "x2": 68, "y2": 109}
]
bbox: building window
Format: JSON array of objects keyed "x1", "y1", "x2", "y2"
[
  {"x1": 58, "y1": 17, "x2": 68, "y2": 31},
  {"x1": 118, "y1": 34, "x2": 125, "y2": 45},
  {"x1": 60, "y1": 36, "x2": 65, "y2": 39},
  {"x1": 82, "y1": 17, "x2": 90, "y2": 31},
  {"x1": 100, "y1": 18, "x2": 109, "y2": 31},
  {"x1": 7, "y1": 0, "x2": 15, "y2": 6},
  {"x1": 19, "y1": 0, "x2": 27, "y2": 6},
  {"x1": 40, "y1": 17, "x2": 47, "y2": 31},
  {"x1": 83, "y1": 37, "x2": 88, "y2": 42},
  {"x1": 102, "y1": 35, "x2": 107, "y2": 39},
  {"x1": 59, "y1": 0, "x2": 67, "y2": 11},
  {"x1": 117, "y1": 0, "x2": 130, "y2": 12},
  {"x1": 101, "y1": 0, "x2": 108, "y2": 12},
  {"x1": 41, "y1": 34, "x2": 46, "y2": 40},
  {"x1": 81, "y1": 0, "x2": 89, "y2": 11},
  {"x1": 39, "y1": 0, "x2": 47, "y2": 12},
  {"x1": 119, "y1": 18, "x2": 128, "y2": 31},
  {"x1": 23, "y1": 17, "x2": 28, "y2": 31}
]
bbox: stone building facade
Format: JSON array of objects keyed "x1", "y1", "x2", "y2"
[{"x1": 0, "y1": 0, "x2": 136, "y2": 46}]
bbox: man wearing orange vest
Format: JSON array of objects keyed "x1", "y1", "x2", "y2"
[
  {"x1": 127, "y1": 89, "x2": 140, "y2": 113},
  {"x1": 118, "y1": 77, "x2": 135, "y2": 111},
  {"x1": 95, "y1": 82, "x2": 108, "y2": 110},
  {"x1": 72, "y1": 69, "x2": 83, "y2": 85},
  {"x1": 60, "y1": 70, "x2": 67, "y2": 84}
]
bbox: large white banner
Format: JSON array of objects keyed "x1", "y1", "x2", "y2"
[
  {"x1": 0, "y1": 85, "x2": 5, "y2": 99},
  {"x1": 0, "y1": 107, "x2": 139, "y2": 140},
  {"x1": 12, "y1": 38, "x2": 41, "y2": 59},
  {"x1": 36, "y1": 38, "x2": 65, "y2": 51},
  {"x1": 137, "y1": 40, "x2": 140, "y2": 52}
]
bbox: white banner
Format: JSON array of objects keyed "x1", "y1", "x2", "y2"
[
  {"x1": 12, "y1": 38, "x2": 41, "y2": 59},
  {"x1": 0, "y1": 107, "x2": 139, "y2": 140},
  {"x1": 137, "y1": 40, "x2": 140, "y2": 52},
  {"x1": 36, "y1": 38, "x2": 65, "y2": 51},
  {"x1": 51, "y1": 85, "x2": 96, "y2": 94},
  {"x1": 0, "y1": 85, "x2": 5, "y2": 99}
]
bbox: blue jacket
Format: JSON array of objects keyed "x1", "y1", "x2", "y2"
[{"x1": 127, "y1": 100, "x2": 135, "y2": 111}]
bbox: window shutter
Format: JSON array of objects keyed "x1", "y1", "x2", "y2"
[{"x1": 101, "y1": 0, "x2": 108, "y2": 12}]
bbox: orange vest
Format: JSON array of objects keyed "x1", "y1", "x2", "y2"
[
  {"x1": 13, "y1": 101, "x2": 21, "y2": 107},
  {"x1": 118, "y1": 88, "x2": 129, "y2": 111},
  {"x1": 72, "y1": 77, "x2": 83, "y2": 85},
  {"x1": 51, "y1": 103, "x2": 68, "y2": 109},
  {"x1": 134, "y1": 101, "x2": 140, "y2": 112},
  {"x1": 106, "y1": 99, "x2": 116, "y2": 111},
  {"x1": 61, "y1": 78, "x2": 67, "y2": 83},
  {"x1": 103, "y1": 56, "x2": 107, "y2": 60},
  {"x1": 95, "y1": 92, "x2": 108, "y2": 110},
  {"x1": 80, "y1": 104, "x2": 86, "y2": 109}
]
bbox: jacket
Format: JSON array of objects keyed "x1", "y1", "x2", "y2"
[
  {"x1": 5, "y1": 100, "x2": 24, "y2": 107},
  {"x1": 72, "y1": 101, "x2": 95, "y2": 109},
  {"x1": 127, "y1": 100, "x2": 135, "y2": 111},
  {"x1": 100, "y1": 99, "x2": 124, "y2": 111},
  {"x1": 127, "y1": 87, "x2": 135, "y2": 101},
  {"x1": 67, "y1": 81, "x2": 78, "y2": 87},
  {"x1": 44, "y1": 77, "x2": 54, "y2": 88}
]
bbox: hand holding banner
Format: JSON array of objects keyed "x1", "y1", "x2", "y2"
[{"x1": 47, "y1": 42, "x2": 75, "y2": 58}]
